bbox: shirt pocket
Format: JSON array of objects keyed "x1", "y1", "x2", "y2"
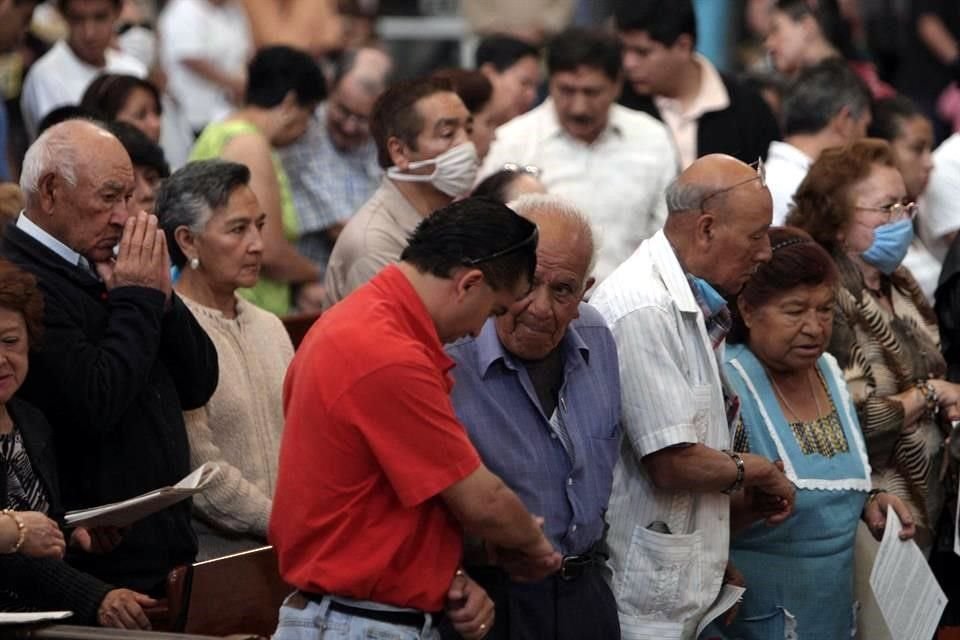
[{"x1": 618, "y1": 523, "x2": 704, "y2": 622}]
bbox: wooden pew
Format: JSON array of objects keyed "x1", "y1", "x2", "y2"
[
  {"x1": 158, "y1": 545, "x2": 292, "y2": 637},
  {"x1": 280, "y1": 312, "x2": 321, "y2": 350}
]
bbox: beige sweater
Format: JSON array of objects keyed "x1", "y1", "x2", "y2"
[{"x1": 181, "y1": 294, "x2": 294, "y2": 560}]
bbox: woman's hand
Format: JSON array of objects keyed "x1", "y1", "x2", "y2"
[
  {"x1": 927, "y1": 380, "x2": 960, "y2": 420},
  {"x1": 5, "y1": 511, "x2": 66, "y2": 558},
  {"x1": 862, "y1": 491, "x2": 916, "y2": 541},
  {"x1": 70, "y1": 526, "x2": 124, "y2": 554}
]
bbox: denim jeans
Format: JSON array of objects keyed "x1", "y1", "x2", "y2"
[{"x1": 273, "y1": 592, "x2": 441, "y2": 640}]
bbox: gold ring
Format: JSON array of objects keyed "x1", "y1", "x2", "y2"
[
  {"x1": 455, "y1": 569, "x2": 464, "y2": 577},
  {"x1": 480, "y1": 623, "x2": 486, "y2": 630}
]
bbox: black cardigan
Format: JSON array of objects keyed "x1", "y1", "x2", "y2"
[
  {"x1": 1, "y1": 397, "x2": 111, "y2": 623},
  {"x1": 0, "y1": 222, "x2": 219, "y2": 594},
  {"x1": 620, "y1": 73, "x2": 781, "y2": 165}
]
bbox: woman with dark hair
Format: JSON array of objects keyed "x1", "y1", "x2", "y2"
[
  {"x1": 869, "y1": 96, "x2": 939, "y2": 301},
  {"x1": 191, "y1": 45, "x2": 327, "y2": 315},
  {"x1": 0, "y1": 259, "x2": 156, "y2": 628},
  {"x1": 787, "y1": 138, "x2": 960, "y2": 551},
  {"x1": 470, "y1": 165, "x2": 545, "y2": 204},
  {"x1": 431, "y1": 68, "x2": 497, "y2": 160},
  {"x1": 720, "y1": 227, "x2": 915, "y2": 640},
  {"x1": 80, "y1": 73, "x2": 163, "y2": 143},
  {"x1": 765, "y1": 0, "x2": 895, "y2": 98}
]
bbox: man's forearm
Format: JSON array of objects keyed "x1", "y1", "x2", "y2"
[{"x1": 459, "y1": 482, "x2": 543, "y2": 553}]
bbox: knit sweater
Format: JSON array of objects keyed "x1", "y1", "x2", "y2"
[{"x1": 181, "y1": 294, "x2": 294, "y2": 560}]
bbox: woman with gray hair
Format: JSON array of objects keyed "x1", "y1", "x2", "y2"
[{"x1": 155, "y1": 159, "x2": 294, "y2": 560}]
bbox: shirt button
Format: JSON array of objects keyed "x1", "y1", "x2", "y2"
[
  {"x1": 550, "y1": 433, "x2": 558, "y2": 439},
  {"x1": 570, "y1": 524, "x2": 578, "y2": 533},
  {"x1": 567, "y1": 478, "x2": 574, "y2": 486}
]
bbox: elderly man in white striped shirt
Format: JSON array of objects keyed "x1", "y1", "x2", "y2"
[{"x1": 590, "y1": 154, "x2": 796, "y2": 640}]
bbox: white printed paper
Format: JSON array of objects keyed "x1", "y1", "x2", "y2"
[
  {"x1": 870, "y1": 504, "x2": 946, "y2": 640},
  {"x1": 0, "y1": 611, "x2": 72, "y2": 624},
  {"x1": 64, "y1": 463, "x2": 218, "y2": 528},
  {"x1": 696, "y1": 583, "x2": 746, "y2": 638}
]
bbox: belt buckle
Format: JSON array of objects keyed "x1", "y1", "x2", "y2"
[{"x1": 559, "y1": 554, "x2": 585, "y2": 581}]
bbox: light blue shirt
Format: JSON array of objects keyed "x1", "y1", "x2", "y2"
[{"x1": 446, "y1": 303, "x2": 621, "y2": 555}]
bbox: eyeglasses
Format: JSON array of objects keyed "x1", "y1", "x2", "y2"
[
  {"x1": 502, "y1": 163, "x2": 542, "y2": 178},
  {"x1": 700, "y1": 158, "x2": 767, "y2": 210},
  {"x1": 855, "y1": 201, "x2": 918, "y2": 223},
  {"x1": 328, "y1": 100, "x2": 370, "y2": 128},
  {"x1": 462, "y1": 227, "x2": 539, "y2": 266}
]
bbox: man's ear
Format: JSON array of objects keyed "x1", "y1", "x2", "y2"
[
  {"x1": 387, "y1": 135, "x2": 411, "y2": 170},
  {"x1": 674, "y1": 33, "x2": 695, "y2": 56},
  {"x1": 454, "y1": 268, "x2": 485, "y2": 302},
  {"x1": 695, "y1": 211, "x2": 717, "y2": 245},
  {"x1": 829, "y1": 105, "x2": 854, "y2": 139},
  {"x1": 36, "y1": 171, "x2": 58, "y2": 215},
  {"x1": 582, "y1": 276, "x2": 596, "y2": 299}
]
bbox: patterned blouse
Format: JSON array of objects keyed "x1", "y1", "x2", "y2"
[
  {"x1": 828, "y1": 254, "x2": 946, "y2": 534},
  {"x1": 1, "y1": 426, "x2": 49, "y2": 513}
]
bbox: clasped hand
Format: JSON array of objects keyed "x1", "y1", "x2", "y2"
[{"x1": 95, "y1": 212, "x2": 171, "y2": 301}]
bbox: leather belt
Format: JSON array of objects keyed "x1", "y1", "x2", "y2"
[
  {"x1": 559, "y1": 551, "x2": 603, "y2": 581},
  {"x1": 301, "y1": 591, "x2": 428, "y2": 628}
]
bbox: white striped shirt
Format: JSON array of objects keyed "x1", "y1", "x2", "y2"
[{"x1": 590, "y1": 230, "x2": 731, "y2": 640}]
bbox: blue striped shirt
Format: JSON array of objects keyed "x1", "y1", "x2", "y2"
[{"x1": 446, "y1": 304, "x2": 621, "y2": 555}]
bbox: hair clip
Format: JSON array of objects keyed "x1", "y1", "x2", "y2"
[{"x1": 771, "y1": 237, "x2": 808, "y2": 252}]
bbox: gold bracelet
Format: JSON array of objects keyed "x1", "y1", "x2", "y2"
[{"x1": 0, "y1": 509, "x2": 25, "y2": 553}]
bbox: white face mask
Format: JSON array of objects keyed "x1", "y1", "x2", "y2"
[{"x1": 387, "y1": 141, "x2": 479, "y2": 197}]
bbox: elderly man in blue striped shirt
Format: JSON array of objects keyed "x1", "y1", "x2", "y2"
[{"x1": 445, "y1": 194, "x2": 622, "y2": 640}]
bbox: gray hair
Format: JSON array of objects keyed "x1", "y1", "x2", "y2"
[
  {"x1": 783, "y1": 58, "x2": 871, "y2": 136},
  {"x1": 508, "y1": 193, "x2": 598, "y2": 280},
  {"x1": 664, "y1": 176, "x2": 713, "y2": 214},
  {"x1": 20, "y1": 124, "x2": 90, "y2": 204},
  {"x1": 155, "y1": 160, "x2": 252, "y2": 268}
]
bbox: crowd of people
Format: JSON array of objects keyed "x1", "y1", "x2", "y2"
[{"x1": 3, "y1": 0, "x2": 960, "y2": 639}]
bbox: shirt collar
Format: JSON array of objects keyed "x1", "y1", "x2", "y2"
[
  {"x1": 768, "y1": 140, "x2": 813, "y2": 169},
  {"x1": 544, "y1": 98, "x2": 624, "y2": 144},
  {"x1": 686, "y1": 274, "x2": 727, "y2": 316},
  {"x1": 474, "y1": 313, "x2": 591, "y2": 377},
  {"x1": 16, "y1": 212, "x2": 89, "y2": 270},
  {"x1": 653, "y1": 53, "x2": 730, "y2": 121}
]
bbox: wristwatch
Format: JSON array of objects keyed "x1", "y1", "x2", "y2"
[{"x1": 721, "y1": 450, "x2": 745, "y2": 494}]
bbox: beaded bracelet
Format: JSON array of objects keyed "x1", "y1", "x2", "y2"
[
  {"x1": 0, "y1": 509, "x2": 25, "y2": 553},
  {"x1": 916, "y1": 379, "x2": 939, "y2": 419}
]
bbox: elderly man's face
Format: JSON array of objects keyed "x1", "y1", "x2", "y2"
[
  {"x1": 326, "y1": 77, "x2": 377, "y2": 152},
  {"x1": 549, "y1": 65, "x2": 619, "y2": 145},
  {"x1": 496, "y1": 213, "x2": 593, "y2": 360},
  {"x1": 702, "y1": 185, "x2": 773, "y2": 296},
  {"x1": 51, "y1": 135, "x2": 135, "y2": 263}
]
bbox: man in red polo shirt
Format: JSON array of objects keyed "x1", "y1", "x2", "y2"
[{"x1": 271, "y1": 198, "x2": 562, "y2": 640}]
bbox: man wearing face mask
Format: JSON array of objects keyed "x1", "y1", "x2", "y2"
[
  {"x1": 445, "y1": 195, "x2": 622, "y2": 640},
  {"x1": 322, "y1": 77, "x2": 479, "y2": 308}
]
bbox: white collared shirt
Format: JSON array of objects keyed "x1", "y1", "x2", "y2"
[
  {"x1": 479, "y1": 99, "x2": 678, "y2": 285},
  {"x1": 20, "y1": 39, "x2": 147, "y2": 139},
  {"x1": 16, "y1": 212, "x2": 84, "y2": 267},
  {"x1": 920, "y1": 133, "x2": 960, "y2": 261},
  {"x1": 765, "y1": 140, "x2": 813, "y2": 225},
  {"x1": 653, "y1": 54, "x2": 731, "y2": 170},
  {"x1": 590, "y1": 230, "x2": 731, "y2": 639}
]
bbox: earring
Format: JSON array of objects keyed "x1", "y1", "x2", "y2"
[{"x1": 189, "y1": 257, "x2": 200, "y2": 270}]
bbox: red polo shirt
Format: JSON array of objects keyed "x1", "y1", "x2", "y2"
[{"x1": 270, "y1": 265, "x2": 482, "y2": 612}]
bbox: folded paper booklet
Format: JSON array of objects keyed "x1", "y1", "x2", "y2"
[
  {"x1": 0, "y1": 611, "x2": 72, "y2": 624},
  {"x1": 64, "y1": 463, "x2": 219, "y2": 528}
]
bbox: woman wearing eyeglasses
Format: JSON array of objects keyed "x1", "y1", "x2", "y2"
[{"x1": 786, "y1": 139, "x2": 960, "y2": 554}]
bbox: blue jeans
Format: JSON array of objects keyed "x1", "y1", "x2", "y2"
[{"x1": 273, "y1": 592, "x2": 441, "y2": 640}]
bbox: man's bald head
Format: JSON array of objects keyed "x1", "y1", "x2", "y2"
[
  {"x1": 665, "y1": 154, "x2": 768, "y2": 216},
  {"x1": 663, "y1": 154, "x2": 773, "y2": 296},
  {"x1": 328, "y1": 47, "x2": 393, "y2": 151}
]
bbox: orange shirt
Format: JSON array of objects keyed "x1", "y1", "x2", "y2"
[{"x1": 270, "y1": 265, "x2": 481, "y2": 612}]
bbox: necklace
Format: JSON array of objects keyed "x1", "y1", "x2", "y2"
[{"x1": 770, "y1": 368, "x2": 822, "y2": 422}]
